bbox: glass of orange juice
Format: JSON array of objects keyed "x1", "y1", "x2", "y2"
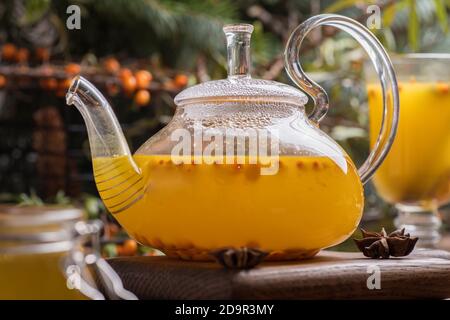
[{"x1": 366, "y1": 54, "x2": 450, "y2": 246}]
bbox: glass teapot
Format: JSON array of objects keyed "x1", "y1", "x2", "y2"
[{"x1": 66, "y1": 14, "x2": 399, "y2": 263}]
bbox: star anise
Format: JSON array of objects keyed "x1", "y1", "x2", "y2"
[
  {"x1": 354, "y1": 228, "x2": 419, "y2": 259},
  {"x1": 210, "y1": 247, "x2": 268, "y2": 269}
]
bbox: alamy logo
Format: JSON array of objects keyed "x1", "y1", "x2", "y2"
[
  {"x1": 66, "y1": 5, "x2": 81, "y2": 30},
  {"x1": 366, "y1": 5, "x2": 381, "y2": 30},
  {"x1": 366, "y1": 265, "x2": 381, "y2": 290}
]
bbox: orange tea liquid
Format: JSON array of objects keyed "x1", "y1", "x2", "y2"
[
  {"x1": 93, "y1": 155, "x2": 363, "y2": 260},
  {"x1": 368, "y1": 82, "x2": 450, "y2": 205},
  {"x1": 0, "y1": 251, "x2": 85, "y2": 299}
]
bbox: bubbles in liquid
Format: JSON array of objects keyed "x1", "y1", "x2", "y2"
[{"x1": 183, "y1": 101, "x2": 298, "y2": 129}]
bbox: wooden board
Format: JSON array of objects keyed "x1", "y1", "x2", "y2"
[{"x1": 107, "y1": 249, "x2": 450, "y2": 299}]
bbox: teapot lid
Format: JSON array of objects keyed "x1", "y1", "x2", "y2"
[{"x1": 174, "y1": 24, "x2": 307, "y2": 107}]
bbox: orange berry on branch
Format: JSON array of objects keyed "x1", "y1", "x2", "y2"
[
  {"x1": 105, "y1": 223, "x2": 120, "y2": 238},
  {"x1": 46, "y1": 78, "x2": 58, "y2": 91},
  {"x1": 135, "y1": 70, "x2": 153, "y2": 89},
  {"x1": 49, "y1": 78, "x2": 59, "y2": 90},
  {"x1": 134, "y1": 89, "x2": 151, "y2": 106},
  {"x1": 35, "y1": 47, "x2": 50, "y2": 62},
  {"x1": 119, "y1": 68, "x2": 132, "y2": 80},
  {"x1": 116, "y1": 245, "x2": 124, "y2": 256},
  {"x1": 15, "y1": 48, "x2": 30, "y2": 63},
  {"x1": 59, "y1": 78, "x2": 73, "y2": 90},
  {"x1": 1, "y1": 43, "x2": 17, "y2": 61},
  {"x1": 40, "y1": 78, "x2": 58, "y2": 91},
  {"x1": 55, "y1": 89, "x2": 66, "y2": 98},
  {"x1": 104, "y1": 57, "x2": 121, "y2": 74},
  {"x1": 106, "y1": 82, "x2": 120, "y2": 96},
  {"x1": 65, "y1": 63, "x2": 81, "y2": 75},
  {"x1": 121, "y1": 239, "x2": 138, "y2": 256},
  {"x1": 174, "y1": 74, "x2": 188, "y2": 87},
  {"x1": 0, "y1": 75, "x2": 7, "y2": 88},
  {"x1": 122, "y1": 75, "x2": 137, "y2": 93}
]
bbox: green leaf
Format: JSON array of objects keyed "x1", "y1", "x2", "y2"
[
  {"x1": 383, "y1": 3, "x2": 398, "y2": 27},
  {"x1": 324, "y1": 0, "x2": 362, "y2": 13},
  {"x1": 380, "y1": 28, "x2": 397, "y2": 51},
  {"x1": 384, "y1": 0, "x2": 410, "y2": 28},
  {"x1": 84, "y1": 195, "x2": 103, "y2": 219},
  {"x1": 54, "y1": 190, "x2": 71, "y2": 205},
  {"x1": 103, "y1": 244, "x2": 118, "y2": 258},
  {"x1": 434, "y1": 0, "x2": 449, "y2": 32},
  {"x1": 18, "y1": 190, "x2": 44, "y2": 206},
  {"x1": 19, "y1": 0, "x2": 51, "y2": 26},
  {"x1": 408, "y1": 0, "x2": 419, "y2": 52}
]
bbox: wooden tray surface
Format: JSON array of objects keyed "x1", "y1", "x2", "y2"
[{"x1": 107, "y1": 249, "x2": 450, "y2": 299}]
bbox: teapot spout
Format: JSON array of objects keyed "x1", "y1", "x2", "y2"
[
  {"x1": 67, "y1": 76, "x2": 144, "y2": 214},
  {"x1": 66, "y1": 76, "x2": 134, "y2": 162}
]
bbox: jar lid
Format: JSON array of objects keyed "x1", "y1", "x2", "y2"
[
  {"x1": 0, "y1": 205, "x2": 85, "y2": 253},
  {"x1": 174, "y1": 24, "x2": 307, "y2": 107},
  {"x1": 0, "y1": 204, "x2": 84, "y2": 227}
]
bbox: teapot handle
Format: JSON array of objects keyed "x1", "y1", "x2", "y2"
[{"x1": 284, "y1": 14, "x2": 399, "y2": 184}]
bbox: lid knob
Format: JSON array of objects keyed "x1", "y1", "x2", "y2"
[{"x1": 223, "y1": 24, "x2": 254, "y2": 79}]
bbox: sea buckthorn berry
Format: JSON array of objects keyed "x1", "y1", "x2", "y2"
[
  {"x1": 436, "y1": 82, "x2": 449, "y2": 94},
  {"x1": 59, "y1": 78, "x2": 72, "y2": 90},
  {"x1": 174, "y1": 74, "x2": 188, "y2": 87},
  {"x1": 15, "y1": 48, "x2": 29, "y2": 63},
  {"x1": 151, "y1": 238, "x2": 164, "y2": 248},
  {"x1": 135, "y1": 70, "x2": 153, "y2": 89},
  {"x1": 134, "y1": 89, "x2": 151, "y2": 106},
  {"x1": 121, "y1": 239, "x2": 138, "y2": 256},
  {"x1": 35, "y1": 47, "x2": 50, "y2": 61},
  {"x1": 246, "y1": 241, "x2": 260, "y2": 248},
  {"x1": 0, "y1": 75, "x2": 6, "y2": 88},
  {"x1": 55, "y1": 89, "x2": 66, "y2": 97},
  {"x1": 296, "y1": 161, "x2": 304, "y2": 169},
  {"x1": 106, "y1": 223, "x2": 120, "y2": 238},
  {"x1": 177, "y1": 241, "x2": 194, "y2": 249},
  {"x1": 122, "y1": 75, "x2": 137, "y2": 93},
  {"x1": 40, "y1": 78, "x2": 58, "y2": 91},
  {"x1": 65, "y1": 63, "x2": 81, "y2": 75},
  {"x1": 312, "y1": 161, "x2": 320, "y2": 170},
  {"x1": 48, "y1": 78, "x2": 58, "y2": 90},
  {"x1": 119, "y1": 68, "x2": 132, "y2": 79},
  {"x1": 1, "y1": 43, "x2": 17, "y2": 61},
  {"x1": 106, "y1": 82, "x2": 120, "y2": 96},
  {"x1": 178, "y1": 251, "x2": 191, "y2": 260},
  {"x1": 245, "y1": 165, "x2": 260, "y2": 181},
  {"x1": 104, "y1": 57, "x2": 121, "y2": 74}
]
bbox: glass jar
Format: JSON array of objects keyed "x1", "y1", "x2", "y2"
[{"x1": 0, "y1": 204, "x2": 136, "y2": 300}]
